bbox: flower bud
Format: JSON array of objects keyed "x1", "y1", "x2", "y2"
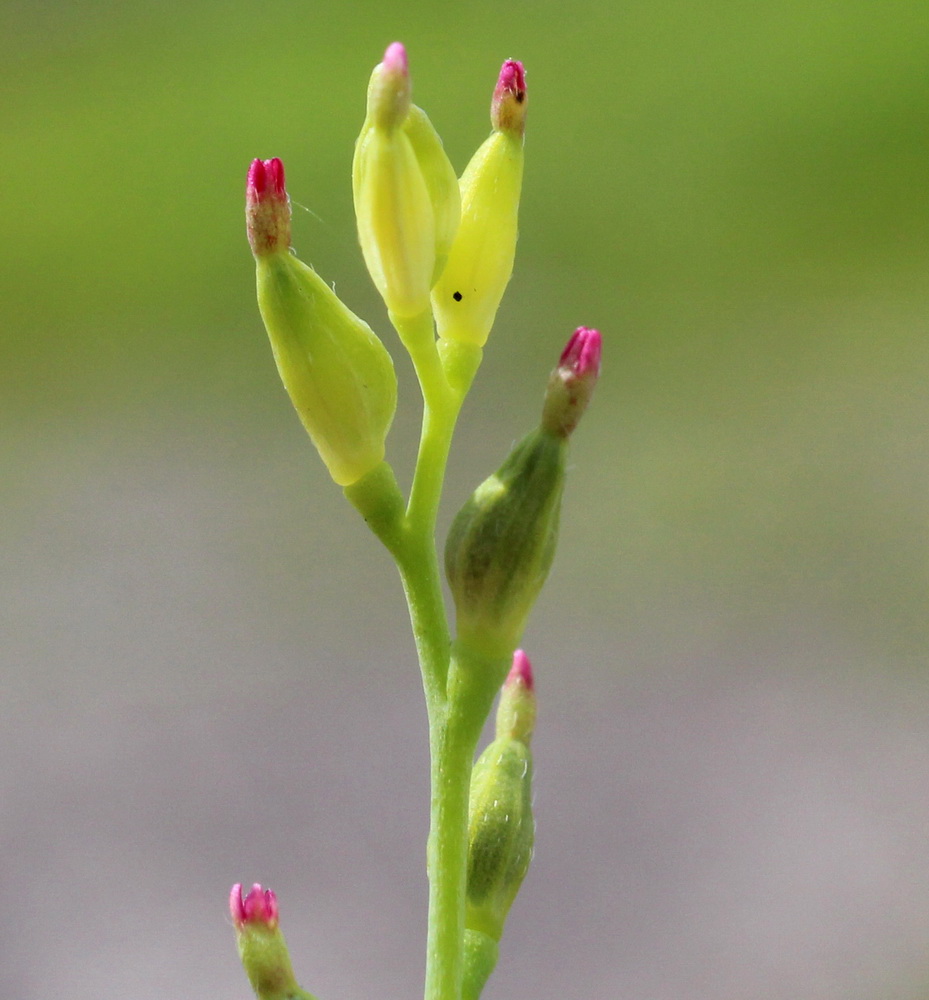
[
  {"x1": 402, "y1": 104, "x2": 461, "y2": 285},
  {"x1": 462, "y1": 928, "x2": 499, "y2": 1000},
  {"x1": 445, "y1": 428, "x2": 564, "y2": 656},
  {"x1": 230, "y1": 883, "x2": 304, "y2": 1000},
  {"x1": 247, "y1": 158, "x2": 398, "y2": 487},
  {"x1": 465, "y1": 730, "x2": 534, "y2": 941},
  {"x1": 541, "y1": 326, "x2": 603, "y2": 438},
  {"x1": 495, "y1": 649, "x2": 536, "y2": 743},
  {"x1": 353, "y1": 42, "x2": 436, "y2": 319},
  {"x1": 431, "y1": 60, "x2": 527, "y2": 347}
]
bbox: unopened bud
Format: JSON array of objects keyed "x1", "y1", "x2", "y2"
[
  {"x1": 402, "y1": 104, "x2": 461, "y2": 285},
  {"x1": 230, "y1": 883, "x2": 304, "y2": 1000},
  {"x1": 247, "y1": 159, "x2": 397, "y2": 487},
  {"x1": 246, "y1": 158, "x2": 290, "y2": 256},
  {"x1": 495, "y1": 649, "x2": 536, "y2": 743},
  {"x1": 491, "y1": 59, "x2": 528, "y2": 137},
  {"x1": 445, "y1": 427, "x2": 564, "y2": 656},
  {"x1": 353, "y1": 42, "x2": 436, "y2": 319},
  {"x1": 431, "y1": 60, "x2": 526, "y2": 347},
  {"x1": 366, "y1": 41, "x2": 411, "y2": 130},
  {"x1": 541, "y1": 327, "x2": 602, "y2": 437},
  {"x1": 462, "y1": 928, "x2": 499, "y2": 1000},
  {"x1": 465, "y1": 730, "x2": 534, "y2": 941}
]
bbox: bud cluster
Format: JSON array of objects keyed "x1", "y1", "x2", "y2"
[{"x1": 241, "y1": 43, "x2": 602, "y2": 1000}]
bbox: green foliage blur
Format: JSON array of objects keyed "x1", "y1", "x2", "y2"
[{"x1": 4, "y1": 0, "x2": 927, "y2": 653}]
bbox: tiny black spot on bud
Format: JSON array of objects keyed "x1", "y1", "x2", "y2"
[
  {"x1": 453, "y1": 291, "x2": 463, "y2": 302},
  {"x1": 516, "y1": 92, "x2": 525, "y2": 103}
]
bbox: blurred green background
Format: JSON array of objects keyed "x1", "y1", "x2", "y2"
[{"x1": 3, "y1": 1, "x2": 929, "y2": 998}]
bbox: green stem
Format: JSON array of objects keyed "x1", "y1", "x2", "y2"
[
  {"x1": 353, "y1": 312, "x2": 490, "y2": 1000},
  {"x1": 424, "y1": 642, "x2": 511, "y2": 1000}
]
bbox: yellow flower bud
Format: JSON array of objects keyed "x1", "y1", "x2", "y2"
[
  {"x1": 402, "y1": 104, "x2": 461, "y2": 285},
  {"x1": 247, "y1": 159, "x2": 397, "y2": 488},
  {"x1": 431, "y1": 60, "x2": 526, "y2": 347},
  {"x1": 353, "y1": 43, "x2": 436, "y2": 319}
]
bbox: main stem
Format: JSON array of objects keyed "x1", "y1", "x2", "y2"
[{"x1": 396, "y1": 317, "x2": 485, "y2": 1000}]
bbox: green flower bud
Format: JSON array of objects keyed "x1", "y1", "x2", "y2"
[
  {"x1": 431, "y1": 60, "x2": 526, "y2": 347},
  {"x1": 353, "y1": 43, "x2": 436, "y2": 319},
  {"x1": 402, "y1": 103, "x2": 461, "y2": 285},
  {"x1": 466, "y1": 734, "x2": 534, "y2": 941},
  {"x1": 445, "y1": 427, "x2": 565, "y2": 656},
  {"x1": 230, "y1": 884, "x2": 317, "y2": 1000},
  {"x1": 462, "y1": 928, "x2": 499, "y2": 1000},
  {"x1": 247, "y1": 158, "x2": 397, "y2": 487}
]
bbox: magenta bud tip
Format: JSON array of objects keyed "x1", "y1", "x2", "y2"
[
  {"x1": 382, "y1": 41, "x2": 408, "y2": 75},
  {"x1": 496, "y1": 59, "x2": 526, "y2": 103},
  {"x1": 491, "y1": 59, "x2": 528, "y2": 135},
  {"x1": 560, "y1": 327, "x2": 602, "y2": 378},
  {"x1": 247, "y1": 158, "x2": 287, "y2": 203},
  {"x1": 507, "y1": 649, "x2": 534, "y2": 691},
  {"x1": 230, "y1": 882, "x2": 279, "y2": 929}
]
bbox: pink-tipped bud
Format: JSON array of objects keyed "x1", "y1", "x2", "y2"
[
  {"x1": 246, "y1": 158, "x2": 291, "y2": 257},
  {"x1": 383, "y1": 41, "x2": 408, "y2": 76},
  {"x1": 230, "y1": 882, "x2": 279, "y2": 930},
  {"x1": 541, "y1": 327, "x2": 602, "y2": 438},
  {"x1": 491, "y1": 59, "x2": 527, "y2": 136},
  {"x1": 367, "y1": 41, "x2": 412, "y2": 131},
  {"x1": 507, "y1": 649, "x2": 534, "y2": 692},
  {"x1": 495, "y1": 649, "x2": 537, "y2": 742}
]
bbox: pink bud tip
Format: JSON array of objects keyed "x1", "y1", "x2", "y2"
[
  {"x1": 246, "y1": 158, "x2": 290, "y2": 256},
  {"x1": 541, "y1": 327, "x2": 602, "y2": 438},
  {"x1": 230, "y1": 882, "x2": 279, "y2": 930},
  {"x1": 492, "y1": 59, "x2": 528, "y2": 135},
  {"x1": 496, "y1": 60, "x2": 526, "y2": 103},
  {"x1": 507, "y1": 649, "x2": 534, "y2": 691},
  {"x1": 559, "y1": 327, "x2": 602, "y2": 379},
  {"x1": 382, "y1": 41, "x2": 408, "y2": 76},
  {"x1": 246, "y1": 158, "x2": 286, "y2": 204}
]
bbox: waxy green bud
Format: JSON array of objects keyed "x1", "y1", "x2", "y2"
[
  {"x1": 445, "y1": 427, "x2": 564, "y2": 655},
  {"x1": 353, "y1": 43, "x2": 436, "y2": 319},
  {"x1": 465, "y1": 651, "x2": 537, "y2": 943},
  {"x1": 466, "y1": 737, "x2": 534, "y2": 940},
  {"x1": 445, "y1": 329, "x2": 601, "y2": 652},
  {"x1": 247, "y1": 158, "x2": 397, "y2": 487},
  {"x1": 432, "y1": 60, "x2": 526, "y2": 347}
]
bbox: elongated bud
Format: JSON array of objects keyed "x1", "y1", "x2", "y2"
[
  {"x1": 465, "y1": 661, "x2": 536, "y2": 942},
  {"x1": 541, "y1": 327, "x2": 602, "y2": 437},
  {"x1": 445, "y1": 427, "x2": 565, "y2": 655},
  {"x1": 230, "y1": 884, "x2": 316, "y2": 1000},
  {"x1": 402, "y1": 104, "x2": 461, "y2": 285},
  {"x1": 495, "y1": 649, "x2": 536, "y2": 742},
  {"x1": 431, "y1": 60, "x2": 526, "y2": 347},
  {"x1": 353, "y1": 42, "x2": 436, "y2": 319},
  {"x1": 247, "y1": 159, "x2": 397, "y2": 487}
]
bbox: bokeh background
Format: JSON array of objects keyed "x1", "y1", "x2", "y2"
[{"x1": 3, "y1": 1, "x2": 929, "y2": 997}]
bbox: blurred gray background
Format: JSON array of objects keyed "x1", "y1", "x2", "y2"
[{"x1": 3, "y1": 0, "x2": 929, "y2": 997}]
